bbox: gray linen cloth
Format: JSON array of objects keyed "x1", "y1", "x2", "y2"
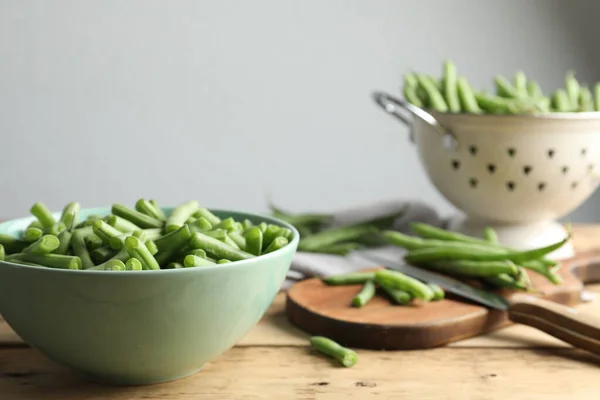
[{"x1": 282, "y1": 199, "x2": 448, "y2": 290}]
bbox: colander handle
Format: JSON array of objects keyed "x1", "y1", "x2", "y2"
[{"x1": 371, "y1": 91, "x2": 458, "y2": 149}]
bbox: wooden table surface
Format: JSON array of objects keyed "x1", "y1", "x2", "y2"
[{"x1": 1, "y1": 225, "x2": 600, "y2": 399}]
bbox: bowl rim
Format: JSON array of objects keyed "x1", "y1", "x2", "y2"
[{"x1": 0, "y1": 207, "x2": 300, "y2": 275}]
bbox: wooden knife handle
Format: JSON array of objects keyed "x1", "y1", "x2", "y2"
[{"x1": 508, "y1": 295, "x2": 600, "y2": 357}]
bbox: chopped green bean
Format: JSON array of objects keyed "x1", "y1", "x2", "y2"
[
  {"x1": 321, "y1": 271, "x2": 375, "y2": 286},
  {"x1": 244, "y1": 226, "x2": 263, "y2": 256},
  {"x1": 167, "y1": 262, "x2": 184, "y2": 269},
  {"x1": 258, "y1": 222, "x2": 268, "y2": 233},
  {"x1": 125, "y1": 257, "x2": 143, "y2": 271},
  {"x1": 71, "y1": 230, "x2": 95, "y2": 269},
  {"x1": 135, "y1": 199, "x2": 166, "y2": 222},
  {"x1": 310, "y1": 336, "x2": 358, "y2": 368},
  {"x1": 149, "y1": 200, "x2": 167, "y2": 220},
  {"x1": 30, "y1": 202, "x2": 56, "y2": 229},
  {"x1": 189, "y1": 232, "x2": 255, "y2": 262},
  {"x1": 264, "y1": 236, "x2": 288, "y2": 254},
  {"x1": 0, "y1": 234, "x2": 28, "y2": 254},
  {"x1": 88, "y1": 259, "x2": 126, "y2": 271},
  {"x1": 443, "y1": 60, "x2": 460, "y2": 112},
  {"x1": 90, "y1": 246, "x2": 117, "y2": 264},
  {"x1": 55, "y1": 230, "x2": 72, "y2": 255},
  {"x1": 28, "y1": 220, "x2": 43, "y2": 230},
  {"x1": 0, "y1": 245, "x2": 4, "y2": 261},
  {"x1": 59, "y1": 202, "x2": 80, "y2": 231},
  {"x1": 189, "y1": 217, "x2": 212, "y2": 233},
  {"x1": 457, "y1": 77, "x2": 482, "y2": 114},
  {"x1": 242, "y1": 219, "x2": 254, "y2": 231},
  {"x1": 228, "y1": 231, "x2": 247, "y2": 250},
  {"x1": 154, "y1": 225, "x2": 192, "y2": 265},
  {"x1": 47, "y1": 222, "x2": 67, "y2": 236},
  {"x1": 380, "y1": 285, "x2": 413, "y2": 305},
  {"x1": 23, "y1": 227, "x2": 43, "y2": 242},
  {"x1": 183, "y1": 255, "x2": 216, "y2": 268},
  {"x1": 217, "y1": 259, "x2": 231, "y2": 264},
  {"x1": 352, "y1": 280, "x2": 376, "y2": 307},
  {"x1": 22, "y1": 234, "x2": 59, "y2": 255},
  {"x1": 84, "y1": 234, "x2": 103, "y2": 251},
  {"x1": 124, "y1": 236, "x2": 160, "y2": 270},
  {"x1": 187, "y1": 249, "x2": 207, "y2": 258},
  {"x1": 193, "y1": 208, "x2": 221, "y2": 226},
  {"x1": 145, "y1": 240, "x2": 158, "y2": 256},
  {"x1": 215, "y1": 217, "x2": 236, "y2": 231},
  {"x1": 111, "y1": 204, "x2": 163, "y2": 229},
  {"x1": 428, "y1": 283, "x2": 445, "y2": 301},
  {"x1": 93, "y1": 220, "x2": 124, "y2": 245},
  {"x1": 375, "y1": 269, "x2": 434, "y2": 301},
  {"x1": 8, "y1": 253, "x2": 82, "y2": 270},
  {"x1": 105, "y1": 215, "x2": 141, "y2": 233},
  {"x1": 166, "y1": 200, "x2": 199, "y2": 233},
  {"x1": 262, "y1": 225, "x2": 284, "y2": 250}
]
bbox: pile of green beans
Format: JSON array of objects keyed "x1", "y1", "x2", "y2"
[
  {"x1": 404, "y1": 60, "x2": 600, "y2": 114},
  {"x1": 269, "y1": 203, "x2": 402, "y2": 256},
  {"x1": 383, "y1": 223, "x2": 569, "y2": 291},
  {"x1": 0, "y1": 199, "x2": 293, "y2": 271},
  {"x1": 320, "y1": 269, "x2": 445, "y2": 308}
]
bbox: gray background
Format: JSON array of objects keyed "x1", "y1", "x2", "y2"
[{"x1": 1, "y1": 0, "x2": 599, "y2": 221}]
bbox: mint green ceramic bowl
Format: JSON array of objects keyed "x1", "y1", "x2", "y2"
[{"x1": 0, "y1": 207, "x2": 298, "y2": 386}]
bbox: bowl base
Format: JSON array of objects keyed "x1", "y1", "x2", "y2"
[
  {"x1": 77, "y1": 366, "x2": 205, "y2": 386},
  {"x1": 446, "y1": 215, "x2": 574, "y2": 260}
]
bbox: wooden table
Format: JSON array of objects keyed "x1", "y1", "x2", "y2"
[{"x1": 1, "y1": 225, "x2": 600, "y2": 399}]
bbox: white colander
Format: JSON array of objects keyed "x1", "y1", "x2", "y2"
[{"x1": 373, "y1": 91, "x2": 600, "y2": 259}]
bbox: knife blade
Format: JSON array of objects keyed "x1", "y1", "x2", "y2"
[{"x1": 358, "y1": 252, "x2": 510, "y2": 310}]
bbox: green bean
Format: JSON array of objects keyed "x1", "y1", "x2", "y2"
[
  {"x1": 352, "y1": 280, "x2": 376, "y2": 307},
  {"x1": 443, "y1": 60, "x2": 460, "y2": 112},
  {"x1": 154, "y1": 225, "x2": 192, "y2": 265},
  {"x1": 380, "y1": 285, "x2": 413, "y2": 305},
  {"x1": 28, "y1": 220, "x2": 42, "y2": 230},
  {"x1": 108, "y1": 229, "x2": 150, "y2": 250},
  {"x1": 71, "y1": 230, "x2": 95, "y2": 269},
  {"x1": 7, "y1": 259, "x2": 42, "y2": 267},
  {"x1": 494, "y1": 75, "x2": 518, "y2": 98},
  {"x1": 217, "y1": 259, "x2": 231, "y2": 264},
  {"x1": 420, "y1": 259, "x2": 518, "y2": 278},
  {"x1": 223, "y1": 232, "x2": 241, "y2": 249},
  {"x1": 474, "y1": 92, "x2": 511, "y2": 114},
  {"x1": 105, "y1": 215, "x2": 141, "y2": 233},
  {"x1": 417, "y1": 74, "x2": 448, "y2": 112},
  {"x1": 258, "y1": 222, "x2": 268, "y2": 233},
  {"x1": 149, "y1": 200, "x2": 167, "y2": 220},
  {"x1": 90, "y1": 246, "x2": 117, "y2": 264},
  {"x1": 403, "y1": 72, "x2": 418, "y2": 88},
  {"x1": 579, "y1": 86, "x2": 594, "y2": 111},
  {"x1": 484, "y1": 273, "x2": 529, "y2": 291},
  {"x1": 145, "y1": 240, "x2": 158, "y2": 256},
  {"x1": 527, "y1": 80, "x2": 543, "y2": 98},
  {"x1": 242, "y1": 219, "x2": 254, "y2": 231},
  {"x1": 514, "y1": 71, "x2": 527, "y2": 97},
  {"x1": 8, "y1": 253, "x2": 81, "y2": 270},
  {"x1": 93, "y1": 220, "x2": 123, "y2": 245},
  {"x1": 269, "y1": 207, "x2": 331, "y2": 230},
  {"x1": 55, "y1": 230, "x2": 72, "y2": 255},
  {"x1": 189, "y1": 217, "x2": 213, "y2": 233},
  {"x1": 321, "y1": 271, "x2": 375, "y2": 286},
  {"x1": 403, "y1": 76, "x2": 424, "y2": 108},
  {"x1": 22, "y1": 234, "x2": 59, "y2": 255},
  {"x1": 428, "y1": 283, "x2": 445, "y2": 301},
  {"x1": 189, "y1": 232, "x2": 255, "y2": 262},
  {"x1": 143, "y1": 228, "x2": 162, "y2": 241},
  {"x1": 167, "y1": 262, "x2": 184, "y2": 269},
  {"x1": 264, "y1": 236, "x2": 288, "y2": 254},
  {"x1": 166, "y1": 200, "x2": 199, "y2": 233},
  {"x1": 183, "y1": 255, "x2": 216, "y2": 268},
  {"x1": 457, "y1": 77, "x2": 482, "y2": 114},
  {"x1": 483, "y1": 227, "x2": 499, "y2": 244},
  {"x1": 311, "y1": 242, "x2": 362, "y2": 255},
  {"x1": 0, "y1": 234, "x2": 28, "y2": 254},
  {"x1": 228, "y1": 231, "x2": 247, "y2": 250},
  {"x1": 565, "y1": 71, "x2": 580, "y2": 107},
  {"x1": 59, "y1": 202, "x2": 80, "y2": 231},
  {"x1": 23, "y1": 227, "x2": 43, "y2": 242},
  {"x1": 244, "y1": 226, "x2": 263, "y2": 256},
  {"x1": 595, "y1": 83, "x2": 600, "y2": 111},
  {"x1": 135, "y1": 199, "x2": 166, "y2": 222},
  {"x1": 0, "y1": 245, "x2": 4, "y2": 261},
  {"x1": 310, "y1": 336, "x2": 358, "y2": 368},
  {"x1": 192, "y1": 208, "x2": 221, "y2": 226},
  {"x1": 552, "y1": 89, "x2": 573, "y2": 112},
  {"x1": 76, "y1": 215, "x2": 103, "y2": 228},
  {"x1": 88, "y1": 259, "x2": 126, "y2": 271},
  {"x1": 375, "y1": 269, "x2": 434, "y2": 301},
  {"x1": 520, "y1": 260, "x2": 562, "y2": 284},
  {"x1": 410, "y1": 223, "x2": 493, "y2": 246},
  {"x1": 187, "y1": 249, "x2": 207, "y2": 258},
  {"x1": 84, "y1": 234, "x2": 103, "y2": 251},
  {"x1": 125, "y1": 257, "x2": 143, "y2": 271},
  {"x1": 298, "y1": 225, "x2": 376, "y2": 252},
  {"x1": 111, "y1": 204, "x2": 163, "y2": 229},
  {"x1": 124, "y1": 236, "x2": 160, "y2": 270},
  {"x1": 30, "y1": 202, "x2": 56, "y2": 229},
  {"x1": 215, "y1": 217, "x2": 236, "y2": 231},
  {"x1": 47, "y1": 222, "x2": 67, "y2": 236}
]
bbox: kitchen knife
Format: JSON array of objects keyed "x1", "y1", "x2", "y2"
[
  {"x1": 358, "y1": 252, "x2": 510, "y2": 310},
  {"x1": 358, "y1": 252, "x2": 600, "y2": 358}
]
